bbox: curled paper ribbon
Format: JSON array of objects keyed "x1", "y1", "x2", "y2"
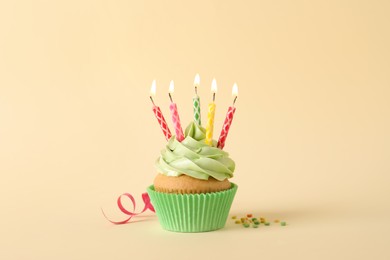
[{"x1": 102, "y1": 192, "x2": 155, "y2": 224}]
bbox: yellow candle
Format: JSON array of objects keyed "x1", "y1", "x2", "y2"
[
  {"x1": 206, "y1": 102, "x2": 216, "y2": 145},
  {"x1": 205, "y1": 78, "x2": 217, "y2": 145}
]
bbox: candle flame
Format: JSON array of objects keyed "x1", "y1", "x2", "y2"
[
  {"x1": 194, "y1": 74, "x2": 200, "y2": 86},
  {"x1": 150, "y1": 80, "x2": 156, "y2": 96},
  {"x1": 232, "y1": 83, "x2": 238, "y2": 97},
  {"x1": 211, "y1": 78, "x2": 217, "y2": 93},
  {"x1": 169, "y1": 80, "x2": 175, "y2": 93}
]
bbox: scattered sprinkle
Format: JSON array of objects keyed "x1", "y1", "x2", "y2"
[{"x1": 231, "y1": 215, "x2": 287, "y2": 229}]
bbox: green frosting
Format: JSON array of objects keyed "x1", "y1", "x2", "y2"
[{"x1": 155, "y1": 122, "x2": 235, "y2": 181}]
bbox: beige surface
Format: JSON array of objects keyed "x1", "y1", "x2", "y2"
[{"x1": 1, "y1": 0, "x2": 390, "y2": 259}]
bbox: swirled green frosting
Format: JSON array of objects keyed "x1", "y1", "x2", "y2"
[{"x1": 155, "y1": 122, "x2": 235, "y2": 181}]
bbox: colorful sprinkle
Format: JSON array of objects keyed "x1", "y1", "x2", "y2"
[{"x1": 232, "y1": 214, "x2": 287, "y2": 228}]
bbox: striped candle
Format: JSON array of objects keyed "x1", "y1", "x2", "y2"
[
  {"x1": 205, "y1": 79, "x2": 217, "y2": 145},
  {"x1": 193, "y1": 74, "x2": 201, "y2": 125},
  {"x1": 217, "y1": 106, "x2": 236, "y2": 149},
  {"x1": 150, "y1": 80, "x2": 172, "y2": 141},
  {"x1": 168, "y1": 80, "x2": 185, "y2": 142},
  {"x1": 217, "y1": 83, "x2": 238, "y2": 149}
]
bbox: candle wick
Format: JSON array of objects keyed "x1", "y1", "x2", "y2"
[
  {"x1": 169, "y1": 93, "x2": 173, "y2": 103},
  {"x1": 150, "y1": 96, "x2": 155, "y2": 106},
  {"x1": 195, "y1": 86, "x2": 198, "y2": 95},
  {"x1": 213, "y1": 92, "x2": 215, "y2": 102},
  {"x1": 233, "y1": 96, "x2": 237, "y2": 106}
]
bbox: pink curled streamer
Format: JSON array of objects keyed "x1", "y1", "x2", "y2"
[{"x1": 102, "y1": 192, "x2": 155, "y2": 224}]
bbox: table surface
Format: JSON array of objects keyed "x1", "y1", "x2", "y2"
[{"x1": 2, "y1": 182, "x2": 390, "y2": 260}]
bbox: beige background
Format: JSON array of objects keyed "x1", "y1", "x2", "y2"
[{"x1": 1, "y1": 0, "x2": 390, "y2": 259}]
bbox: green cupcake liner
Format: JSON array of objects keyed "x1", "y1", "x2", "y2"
[{"x1": 147, "y1": 183, "x2": 238, "y2": 233}]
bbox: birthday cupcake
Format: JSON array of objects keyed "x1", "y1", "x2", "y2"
[
  {"x1": 147, "y1": 122, "x2": 238, "y2": 232},
  {"x1": 147, "y1": 77, "x2": 238, "y2": 232}
]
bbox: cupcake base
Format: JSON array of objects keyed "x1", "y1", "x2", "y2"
[
  {"x1": 153, "y1": 174, "x2": 232, "y2": 194},
  {"x1": 147, "y1": 183, "x2": 238, "y2": 233}
]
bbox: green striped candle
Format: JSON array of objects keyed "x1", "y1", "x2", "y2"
[{"x1": 193, "y1": 74, "x2": 202, "y2": 125}]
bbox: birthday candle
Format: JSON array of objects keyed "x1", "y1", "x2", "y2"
[
  {"x1": 168, "y1": 80, "x2": 185, "y2": 142},
  {"x1": 150, "y1": 80, "x2": 172, "y2": 141},
  {"x1": 205, "y1": 78, "x2": 217, "y2": 145},
  {"x1": 217, "y1": 83, "x2": 238, "y2": 149},
  {"x1": 193, "y1": 74, "x2": 201, "y2": 125}
]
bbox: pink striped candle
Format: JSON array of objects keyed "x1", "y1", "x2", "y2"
[
  {"x1": 150, "y1": 80, "x2": 172, "y2": 141},
  {"x1": 152, "y1": 105, "x2": 172, "y2": 141},
  {"x1": 217, "y1": 106, "x2": 236, "y2": 149},
  {"x1": 168, "y1": 80, "x2": 185, "y2": 142},
  {"x1": 217, "y1": 83, "x2": 238, "y2": 149}
]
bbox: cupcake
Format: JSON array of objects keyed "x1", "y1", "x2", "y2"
[{"x1": 147, "y1": 122, "x2": 238, "y2": 232}]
